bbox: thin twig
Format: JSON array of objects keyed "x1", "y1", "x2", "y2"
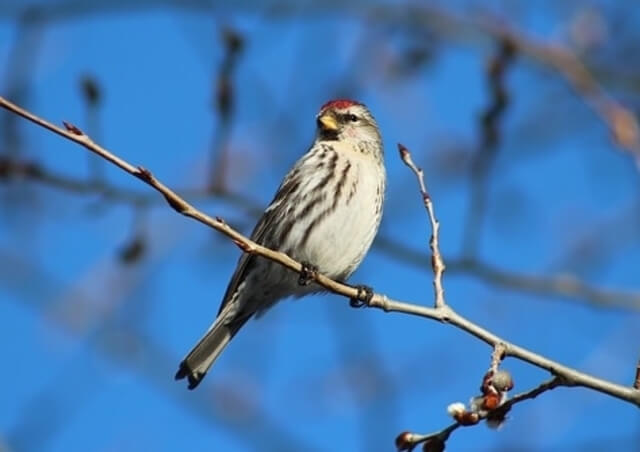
[
  {"x1": 0, "y1": 4, "x2": 635, "y2": 156},
  {"x1": 404, "y1": 5, "x2": 640, "y2": 158},
  {"x1": 1, "y1": 11, "x2": 44, "y2": 160},
  {"x1": 398, "y1": 143, "x2": 446, "y2": 309},
  {"x1": 397, "y1": 377, "x2": 563, "y2": 450},
  {"x1": 79, "y1": 74, "x2": 104, "y2": 182},
  {"x1": 462, "y1": 38, "x2": 515, "y2": 256},
  {"x1": 0, "y1": 155, "x2": 263, "y2": 215},
  {"x1": 489, "y1": 342, "x2": 507, "y2": 374},
  {"x1": 1, "y1": 96, "x2": 639, "y2": 411},
  {"x1": 209, "y1": 27, "x2": 243, "y2": 191},
  {"x1": 375, "y1": 237, "x2": 640, "y2": 311},
  {"x1": 481, "y1": 20, "x2": 640, "y2": 156}
]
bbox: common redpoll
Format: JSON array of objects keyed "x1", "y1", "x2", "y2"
[{"x1": 176, "y1": 99, "x2": 386, "y2": 389}]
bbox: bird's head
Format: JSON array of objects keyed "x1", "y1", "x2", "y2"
[{"x1": 315, "y1": 99, "x2": 381, "y2": 146}]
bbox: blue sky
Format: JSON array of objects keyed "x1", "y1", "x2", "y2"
[{"x1": 1, "y1": 2, "x2": 639, "y2": 451}]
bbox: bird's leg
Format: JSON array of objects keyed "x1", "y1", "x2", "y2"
[
  {"x1": 349, "y1": 284, "x2": 374, "y2": 308},
  {"x1": 298, "y1": 261, "x2": 318, "y2": 286}
]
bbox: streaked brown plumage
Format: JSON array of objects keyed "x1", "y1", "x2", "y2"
[{"x1": 176, "y1": 99, "x2": 385, "y2": 389}]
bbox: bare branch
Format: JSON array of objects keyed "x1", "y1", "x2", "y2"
[
  {"x1": 462, "y1": 38, "x2": 515, "y2": 256},
  {"x1": 209, "y1": 27, "x2": 244, "y2": 191},
  {"x1": 375, "y1": 237, "x2": 640, "y2": 311},
  {"x1": 396, "y1": 377, "x2": 563, "y2": 451},
  {"x1": 1, "y1": 96, "x2": 639, "y2": 413},
  {"x1": 489, "y1": 342, "x2": 507, "y2": 375},
  {"x1": 78, "y1": 74, "x2": 104, "y2": 181},
  {"x1": 1, "y1": 3, "x2": 635, "y2": 157},
  {"x1": 483, "y1": 21, "x2": 640, "y2": 156},
  {"x1": 394, "y1": 141, "x2": 639, "y2": 444},
  {"x1": 0, "y1": 155, "x2": 265, "y2": 217},
  {"x1": 409, "y1": 5, "x2": 640, "y2": 158},
  {"x1": 497, "y1": 376, "x2": 563, "y2": 412},
  {"x1": 398, "y1": 143, "x2": 446, "y2": 309}
]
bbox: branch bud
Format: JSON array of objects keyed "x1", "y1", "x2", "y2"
[
  {"x1": 491, "y1": 370, "x2": 514, "y2": 392},
  {"x1": 395, "y1": 431, "x2": 416, "y2": 451}
]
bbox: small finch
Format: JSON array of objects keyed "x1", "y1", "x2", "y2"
[{"x1": 176, "y1": 99, "x2": 386, "y2": 389}]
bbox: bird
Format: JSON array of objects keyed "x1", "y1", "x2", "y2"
[{"x1": 175, "y1": 99, "x2": 386, "y2": 389}]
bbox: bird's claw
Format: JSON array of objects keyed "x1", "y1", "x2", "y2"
[
  {"x1": 350, "y1": 284, "x2": 374, "y2": 308},
  {"x1": 298, "y1": 261, "x2": 318, "y2": 286}
]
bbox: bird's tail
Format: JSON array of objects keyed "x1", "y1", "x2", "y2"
[{"x1": 175, "y1": 313, "x2": 250, "y2": 390}]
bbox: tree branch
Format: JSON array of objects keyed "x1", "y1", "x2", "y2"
[
  {"x1": 374, "y1": 237, "x2": 640, "y2": 311},
  {"x1": 398, "y1": 143, "x2": 446, "y2": 308},
  {"x1": 462, "y1": 38, "x2": 514, "y2": 257},
  {"x1": 396, "y1": 377, "x2": 564, "y2": 451},
  {"x1": 0, "y1": 3, "x2": 636, "y2": 157},
  {"x1": 1, "y1": 96, "x2": 638, "y2": 416}
]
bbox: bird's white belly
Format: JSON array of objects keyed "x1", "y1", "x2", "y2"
[{"x1": 296, "y1": 161, "x2": 381, "y2": 280}]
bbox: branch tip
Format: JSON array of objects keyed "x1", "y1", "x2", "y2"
[
  {"x1": 394, "y1": 431, "x2": 416, "y2": 451},
  {"x1": 397, "y1": 143, "x2": 409, "y2": 160}
]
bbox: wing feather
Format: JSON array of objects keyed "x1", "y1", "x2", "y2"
[{"x1": 215, "y1": 164, "x2": 302, "y2": 316}]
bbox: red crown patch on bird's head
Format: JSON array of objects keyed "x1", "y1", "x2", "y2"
[{"x1": 319, "y1": 99, "x2": 362, "y2": 112}]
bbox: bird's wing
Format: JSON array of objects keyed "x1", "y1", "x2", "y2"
[
  {"x1": 215, "y1": 165, "x2": 302, "y2": 316},
  {"x1": 216, "y1": 212, "x2": 270, "y2": 317}
]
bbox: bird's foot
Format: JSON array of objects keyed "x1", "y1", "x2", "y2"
[
  {"x1": 298, "y1": 261, "x2": 318, "y2": 286},
  {"x1": 350, "y1": 284, "x2": 374, "y2": 308}
]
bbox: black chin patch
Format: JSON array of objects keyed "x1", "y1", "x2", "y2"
[{"x1": 319, "y1": 129, "x2": 339, "y2": 141}]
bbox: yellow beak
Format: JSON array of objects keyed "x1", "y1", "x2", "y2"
[{"x1": 318, "y1": 113, "x2": 338, "y2": 131}]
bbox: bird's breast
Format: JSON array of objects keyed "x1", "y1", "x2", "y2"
[{"x1": 287, "y1": 156, "x2": 384, "y2": 279}]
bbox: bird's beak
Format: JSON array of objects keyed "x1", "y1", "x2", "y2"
[{"x1": 318, "y1": 113, "x2": 338, "y2": 131}]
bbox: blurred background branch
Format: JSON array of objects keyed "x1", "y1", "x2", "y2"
[{"x1": 2, "y1": 153, "x2": 639, "y2": 310}]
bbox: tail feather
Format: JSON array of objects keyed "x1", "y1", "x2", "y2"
[{"x1": 175, "y1": 315, "x2": 250, "y2": 389}]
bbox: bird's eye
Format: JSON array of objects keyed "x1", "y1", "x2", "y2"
[{"x1": 346, "y1": 114, "x2": 358, "y2": 122}]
